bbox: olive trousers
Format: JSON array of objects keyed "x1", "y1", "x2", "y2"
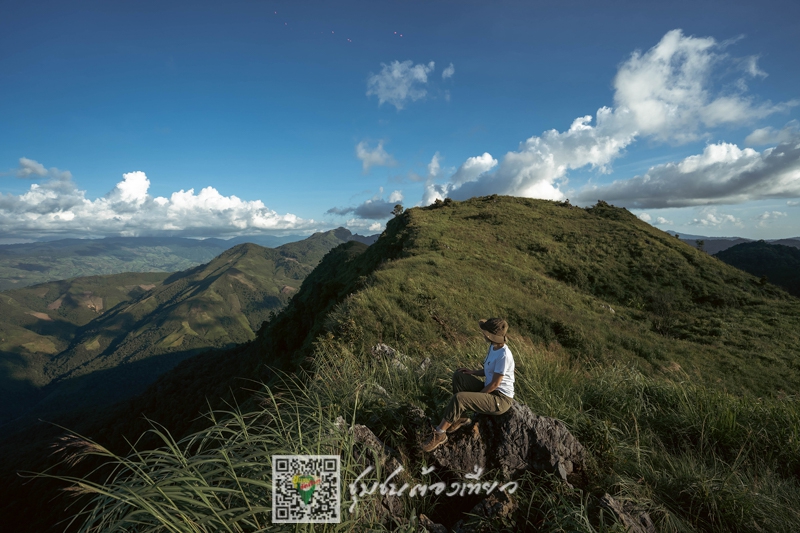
[{"x1": 441, "y1": 371, "x2": 514, "y2": 424}]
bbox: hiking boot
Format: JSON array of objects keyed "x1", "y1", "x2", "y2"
[
  {"x1": 446, "y1": 417, "x2": 471, "y2": 433},
  {"x1": 421, "y1": 428, "x2": 447, "y2": 452}
]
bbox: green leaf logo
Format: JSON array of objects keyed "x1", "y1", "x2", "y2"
[{"x1": 292, "y1": 474, "x2": 320, "y2": 505}]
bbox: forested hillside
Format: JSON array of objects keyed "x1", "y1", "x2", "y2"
[{"x1": 715, "y1": 240, "x2": 800, "y2": 297}]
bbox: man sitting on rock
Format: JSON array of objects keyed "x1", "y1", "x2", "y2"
[{"x1": 422, "y1": 318, "x2": 515, "y2": 453}]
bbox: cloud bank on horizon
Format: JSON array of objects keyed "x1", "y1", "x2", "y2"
[
  {"x1": 420, "y1": 29, "x2": 799, "y2": 215},
  {"x1": 0, "y1": 162, "x2": 316, "y2": 239}
]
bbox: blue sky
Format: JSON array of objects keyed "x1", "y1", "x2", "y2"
[{"x1": 1, "y1": 0, "x2": 799, "y2": 241}]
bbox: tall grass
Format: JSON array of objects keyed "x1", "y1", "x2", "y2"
[
  {"x1": 42, "y1": 335, "x2": 800, "y2": 532},
  {"x1": 37, "y1": 375, "x2": 419, "y2": 533},
  {"x1": 308, "y1": 337, "x2": 800, "y2": 532}
]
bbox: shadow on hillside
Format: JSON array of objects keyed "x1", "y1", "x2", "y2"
[
  {"x1": 23, "y1": 317, "x2": 77, "y2": 339},
  {"x1": 0, "y1": 351, "x2": 48, "y2": 424},
  {"x1": 0, "y1": 348, "x2": 203, "y2": 439},
  {"x1": 0, "y1": 347, "x2": 213, "y2": 533},
  {"x1": 163, "y1": 263, "x2": 206, "y2": 284}
]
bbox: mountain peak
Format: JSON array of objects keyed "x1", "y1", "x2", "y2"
[{"x1": 332, "y1": 227, "x2": 353, "y2": 241}]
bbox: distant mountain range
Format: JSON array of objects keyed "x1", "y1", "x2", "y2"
[
  {"x1": 660, "y1": 232, "x2": 800, "y2": 296},
  {"x1": 0, "y1": 230, "x2": 378, "y2": 291},
  {"x1": 664, "y1": 231, "x2": 800, "y2": 255},
  {"x1": 0, "y1": 228, "x2": 375, "y2": 432}
]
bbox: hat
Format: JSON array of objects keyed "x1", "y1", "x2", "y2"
[{"x1": 479, "y1": 318, "x2": 508, "y2": 344}]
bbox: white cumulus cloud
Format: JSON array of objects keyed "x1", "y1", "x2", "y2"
[
  {"x1": 422, "y1": 29, "x2": 800, "y2": 209},
  {"x1": 108, "y1": 171, "x2": 150, "y2": 205},
  {"x1": 689, "y1": 207, "x2": 743, "y2": 228},
  {"x1": 356, "y1": 140, "x2": 397, "y2": 173},
  {"x1": 613, "y1": 29, "x2": 795, "y2": 143},
  {"x1": 366, "y1": 60, "x2": 436, "y2": 110},
  {"x1": 345, "y1": 218, "x2": 384, "y2": 233},
  {"x1": 575, "y1": 138, "x2": 800, "y2": 208},
  {"x1": 755, "y1": 210, "x2": 787, "y2": 227},
  {"x1": 637, "y1": 212, "x2": 672, "y2": 225},
  {"x1": 442, "y1": 63, "x2": 455, "y2": 80},
  {"x1": 425, "y1": 110, "x2": 634, "y2": 204},
  {"x1": 744, "y1": 120, "x2": 800, "y2": 146},
  {"x1": 427, "y1": 152, "x2": 441, "y2": 178},
  {"x1": 0, "y1": 159, "x2": 315, "y2": 238},
  {"x1": 16, "y1": 157, "x2": 48, "y2": 178}
]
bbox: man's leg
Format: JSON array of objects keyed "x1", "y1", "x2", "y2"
[
  {"x1": 423, "y1": 374, "x2": 510, "y2": 452},
  {"x1": 445, "y1": 372, "x2": 485, "y2": 430},
  {"x1": 441, "y1": 391, "x2": 499, "y2": 425},
  {"x1": 423, "y1": 373, "x2": 484, "y2": 452},
  {"x1": 452, "y1": 371, "x2": 484, "y2": 394}
]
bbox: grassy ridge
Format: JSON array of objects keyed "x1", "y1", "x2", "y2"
[
  {"x1": 11, "y1": 197, "x2": 800, "y2": 532},
  {"x1": 314, "y1": 197, "x2": 799, "y2": 395},
  {"x1": 45, "y1": 335, "x2": 800, "y2": 531}
]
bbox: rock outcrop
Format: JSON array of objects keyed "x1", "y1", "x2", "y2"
[
  {"x1": 371, "y1": 344, "x2": 433, "y2": 375},
  {"x1": 334, "y1": 416, "x2": 405, "y2": 525},
  {"x1": 338, "y1": 401, "x2": 592, "y2": 529},
  {"x1": 416, "y1": 402, "x2": 588, "y2": 488},
  {"x1": 600, "y1": 493, "x2": 656, "y2": 533},
  {"x1": 371, "y1": 343, "x2": 410, "y2": 371}
]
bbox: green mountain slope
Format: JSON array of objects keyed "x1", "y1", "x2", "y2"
[
  {"x1": 0, "y1": 272, "x2": 171, "y2": 422},
  {"x1": 43, "y1": 243, "x2": 296, "y2": 382},
  {"x1": 66, "y1": 227, "x2": 376, "y2": 378},
  {"x1": 289, "y1": 197, "x2": 799, "y2": 392},
  {"x1": 715, "y1": 240, "x2": 800, "y2": 297},
  {"x1": 54, "y1": 196, "x2": 795, "y2": 465},
  {"x1": 0, "y1": 228, "x2": 377, "y2": 531},
  {"x1": 6, "y1": 198, "x2": 800, "y2": 532},
  {"x1": 1, "y1": 228, "x2": 367, "y2": 429}
]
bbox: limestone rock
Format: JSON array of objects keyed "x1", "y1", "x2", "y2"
[
  {"x1": 334, "y1": 416, "x2": 405, "y2": 525},
  {"x1": 373, "y1": 383, "x2": 389, "y2": 397},
  {"x1": 421, "y1": 402, "x2": 587, "y2": 487},
  {"x1": 600, "y1": 493, "x2": 656, "y2": 533},
  {"x1": 418, "y1": 356, "x2": 432, "y2": 374},
  {"x1": 600, "y1": 303, "x2": 616, "y2": 314},
  {"x1": 372, "y1": 343, "x2": 411, "y2": 371},
  {"x1": 391, "y1": 358, "x2": 409, "y2": 371}
]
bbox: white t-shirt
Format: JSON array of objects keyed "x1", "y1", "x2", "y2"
[{"x1": 483, "y1": 344, "x2": 515, "y2": 398}]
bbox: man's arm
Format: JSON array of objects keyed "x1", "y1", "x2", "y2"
[
  {"x1": 456, "y1": 367, "x2": 485, "y2": 376},
  {"x1": 480, "y1": 373, "x2": 503, "y2": 394}
]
